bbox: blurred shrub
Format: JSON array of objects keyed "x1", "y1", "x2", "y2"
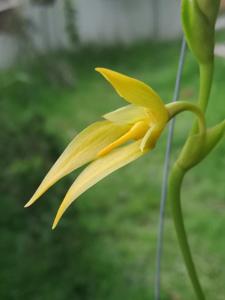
[
  {"x1": 0, "y1": 98, "x2": 89, "y2": 299},
  {"x1": 0, "y1": 112, "x2": 60, "y2": 201}
]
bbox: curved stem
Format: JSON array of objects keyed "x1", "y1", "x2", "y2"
[
  {"x1": 169, "y1": 163, "x2": 205, "y2": 300},
  {"x1": 166, "y1": 101, "x2": 206, "y2": 136}
]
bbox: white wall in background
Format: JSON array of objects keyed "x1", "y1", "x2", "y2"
[
  {"x1": 77, "y1": 0, "x2": 181, "y2": 45},
  {"x1": 158, "y1": 0, "x2": 181, "y2": 40},
  {"x1": 0, "y1": 0, "x2": 181, "y2": 68},
  {"x1": 77, "y1": 0, "x2": 154, "y2": 45},
  {"x1": 0, "y1": 34, "x2": 20, "y2": 69},
  {"x1": 22, "y1": 0, "x2": 181, "y2": 48},
  {"x1": 21, "y1": 0, "x2": 70, "y2": 51}
]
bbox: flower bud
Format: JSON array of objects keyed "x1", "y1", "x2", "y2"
[
  {"x1": 202, "y1": 120, "x2": 225, "y2": 158},
  {"x1": 196, "y1": 0, "x2": 220, "y2": 26},
  {"x1": 181, "y1": 0, "x2": 220, "y2": 64},
  {"x1": 178, "y1": 120, "x2": 225, "y2": 170}
]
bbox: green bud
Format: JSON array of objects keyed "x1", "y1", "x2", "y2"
[
  {"x1": 177, "y1": 132, "x2": 205, "y2": 170},
  {"x1": 196, "y1": 0, "x2": 220, "y2": 26},
  {"x1": 181, "y1": 0, "x2": 220, "y2": 64},
  {"x1": 178, "y1": 120, "x2": 225, "y2": 170},
  {"x1": 202, "y1": 120, "x2": 225, "y2": 158}
]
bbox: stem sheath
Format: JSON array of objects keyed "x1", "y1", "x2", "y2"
[{"x1": 198, "y1": 63, "x2": 214, "y2": 112}]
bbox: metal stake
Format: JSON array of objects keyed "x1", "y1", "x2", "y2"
[{"x1": 154, "y1": 37, "x2": 186, "y2": 300}]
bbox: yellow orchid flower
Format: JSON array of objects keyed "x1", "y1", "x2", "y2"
[{"x1": 25, "y1": 68, "x2": 169, "y2": 229}]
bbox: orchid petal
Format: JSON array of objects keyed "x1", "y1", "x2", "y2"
[
  {"x1": 25, "y1": 121, "x2": 130, "y2": 207},
  {"x1": 52, "y1": 141, "x2": 147, "y2": 229},
  {"x1": 103, "y1": 104, "x2": 149, "y2": 124},
  {"x1": 95, "y1": 68, "x2": 168, "y2": 124}
]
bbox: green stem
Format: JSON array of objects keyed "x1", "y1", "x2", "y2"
[
  {"x1": 166, "y1": 101, "x2": 206, "y2": 136},
  {"x1": 169, "y1": 163, "x2": 205, "y2": 300},
  {"x1": 192, "y1": 62, "x2": 214, "y2": 133},
  {"x1": 170, "y1": 50, "x2": 214, "y2": 300}
]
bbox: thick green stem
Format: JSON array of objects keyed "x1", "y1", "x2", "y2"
[
  {"x1": 192, "y1": 62, "x2": 214, "y2": 134},
  {"x1": 170, "y1": 62, "x2": 214, "y2": 297},
  {"x1": 169, "y1": 163, "x2": 205, "y2": 300}
]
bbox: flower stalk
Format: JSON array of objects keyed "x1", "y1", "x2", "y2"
[
  {"x1": 169, "y1": 163, "x2": 205, "y2": 300},
  {"x1": 166, "y1": 101, "x2": 206, "y2": 135},
  {"x1": 168, "y1": 1, "x2": 222, "y2": 299}
]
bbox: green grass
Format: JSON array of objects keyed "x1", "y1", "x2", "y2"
[{"x1": 0, "y1": 40, "x2": 225, "y2": 300}]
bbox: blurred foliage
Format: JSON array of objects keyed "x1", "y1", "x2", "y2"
[
  {"x1": 0, "y1": 39, "x2": 224, "y2": 299},
  {"x1": 0, "y1": 72, "x2": 104, "y2": 300},
  {"x1": 0, "y1": 112, "x2": 57, "y2": 199}
]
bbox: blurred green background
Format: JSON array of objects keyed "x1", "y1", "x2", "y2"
[{"x1": 0, "y1": 1, "x2": 225, "y2": 300}]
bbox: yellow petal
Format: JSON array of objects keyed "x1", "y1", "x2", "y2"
[
  {"x1": 103, "y1": 104, "x2": 149, "y2": 124},
  {"x1": 52, "y1": 140, "x2": 147, "y2": 229},
  {"x1": 25, "y1": 121, "x2": 129, "y2": 207},
  {"x1": 95, "y1": 68, "x2": 168, "y2": 124}
]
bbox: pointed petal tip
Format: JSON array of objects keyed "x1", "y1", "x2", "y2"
[
  {"x1": 51, "y1": 222, "x2": 57, "y2": 230},
  {"x1": 95, "y1": 67, "x2": 105, "y2": 72},
  {"x1": 52, "y1": 214, "x2": 61, "y2": 230},
  {"x1": 52, "y1": 214, "x2": 59, "y2": 230},
  {"x1": 24, "y1": 192, "x2": 41, "y2": 207},
  {"x1": 52, "y1": 203, "x2": 66, "y2": 230},
  {"x1": 95, "y1": 67, "x2": 108, "y2": 76},
  {"x1": 52, "y1": 219, "x2": 58, "y2": 230},
  {"x1": 24, "y1": 199, "x2": 34, "y2": 208}
]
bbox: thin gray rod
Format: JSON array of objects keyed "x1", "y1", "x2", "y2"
[{"x1": 154, "y1": 37, "x2": 186, "y2": 300}]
